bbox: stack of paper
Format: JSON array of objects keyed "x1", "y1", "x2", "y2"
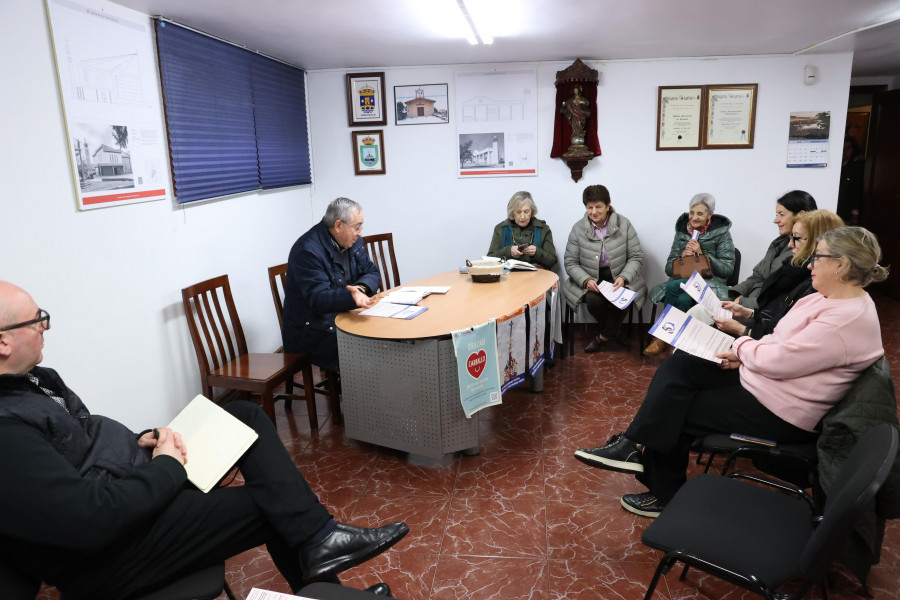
[
  {"x1": 382, "y1": 290, "x2": 429, "y2": 305},
  {"x1": 360, "y1": 302, "x2": 428, "y2": 319},
  {"x1": 679, "y1": 271, "x2": 733, "y2": 319},
  {"x1": 648, "y1": 305, "x2": 734, "y2": 362},
  {"x1": 598, "y1": 280, "x2": 637, "y2": 310},
  {"x1": 506, "y1": 259, "x2": 537, "y2": 271}
]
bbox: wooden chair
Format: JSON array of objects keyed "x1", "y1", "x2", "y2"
[
  {"x1": 268, "y1": 264, "x2": 341, "y2": 427},
  {"x1": 181, "y1": 274, "x2": 314, "y2": 424},
  {"x1": 363, "y1": 233, "x2": 400, "y2": 292}
]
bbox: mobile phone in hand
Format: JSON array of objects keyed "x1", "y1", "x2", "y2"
[{"x1": 517, "y1": 244, "x2": 528, "y2": 252}]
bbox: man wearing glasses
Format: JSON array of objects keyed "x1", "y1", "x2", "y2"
[
  {"x1": 0, "y1": 281, "x2": 407, "y2": 598},
  {"x1": 282, "y1": 197, "x2": 380, "y2": 372}
]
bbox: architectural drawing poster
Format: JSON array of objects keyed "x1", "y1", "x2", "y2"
[
  {"x1": 455, "y1": 67, "x2": 538, "y2": 177},
  {"x1": 496, "y1": 307, "x2": 526, "y2": 394},
  {"x1": 452, "y1": 320, "x2": 502, "y2": 418},
  {"x1": 46, "y1": 0, "x2": 169, "y2": 210},
  {"x1": 528, "y1": 293, "x2": 546, "y2": 376}
]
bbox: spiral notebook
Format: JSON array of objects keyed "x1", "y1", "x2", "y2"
[{"x1": 166, "y1": 395, "x2": 258, "y2": 493}]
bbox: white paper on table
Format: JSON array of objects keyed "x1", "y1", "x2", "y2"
[
  {"x1": 648, "y1": 305, "x2": 735, "y2": 363},
  {"x1": 360, "y1": 302, "x2": 427, "y2": 319},
  {"x1": 597, "y1": 280, "x2": 637, "y2": 310},
  {"x1": 382, "y1": 290, "x2": 428, "y2": 305},
  {"x1": 402, "y1": 285, "x2": 451, "y2": 294},
  {"x1": 679, "y1": 271, "x2": 733, "y2": 319}
]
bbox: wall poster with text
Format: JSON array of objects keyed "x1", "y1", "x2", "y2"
[{"x1": 46, "y1": 0, "x2": 170, "y2": 210}]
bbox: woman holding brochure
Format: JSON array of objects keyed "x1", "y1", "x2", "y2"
[
  {"x1": 714, "y1": 210, "x2": 844, "y2": 339},
  {"x1": 575, "y1": 226, "x2": 888, "y2": 518},
  {"x1": 644, "y1": 193, "x2": 734, "y2": 355},
  {"x1": 486, "y1": 191, "x2": 558, "y2": 269},
  {"x1": 563, "y1": 184, "x2": 647, "y2": 353}
]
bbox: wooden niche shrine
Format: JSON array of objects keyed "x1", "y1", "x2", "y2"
[{"x1": 552, "y1": 59, "x2": 601, "y2": 182}]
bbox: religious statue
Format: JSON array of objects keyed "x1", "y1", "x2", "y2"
[{"x1": 561, "y1": 85, "x2": 590, "y2": 145}]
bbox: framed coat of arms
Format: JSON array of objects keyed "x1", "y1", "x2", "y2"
[
  {"x1": 352, "y1": 130, "x2": 386, "y2": 175},
  {"x1": 346, "y1": 72, "x2": 387, "y2": 127}
]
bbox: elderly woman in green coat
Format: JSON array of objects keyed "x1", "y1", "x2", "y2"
[
  {"x1": 563, "y1": 185, "x2": 648, "y2": 353},
  {"x1": 644, "y1": 193, "x2": 735, "y2": 355},
  {"x1": 486, "y1": 191, "x2": 557, "y2": 269}
]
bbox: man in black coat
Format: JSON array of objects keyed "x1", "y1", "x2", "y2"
[
  {"x1": 282, "y1": 197, "x2": 380, "y2": 372},
  {"x1": 0, "y1": 281, "x2": 406, "y2": 599}
]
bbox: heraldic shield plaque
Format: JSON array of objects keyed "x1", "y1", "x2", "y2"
[
  {"x1": 346, "y1": 72, "x2": 387, "y2": 127},
  {"x1": 352, "y1": 129, "x2": 386, "y2": 175}
]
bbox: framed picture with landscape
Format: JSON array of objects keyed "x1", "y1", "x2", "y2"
[{"x1": 394, "y1": 83, "x2": 449, "y2": 125}]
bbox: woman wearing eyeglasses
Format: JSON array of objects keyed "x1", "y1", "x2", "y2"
[
  {"x1": 574, "y1": 226, "x2": 888, "y2": 518},
  {"x1": 713, "y1": 209, "x2": 844, "y2": 339}
]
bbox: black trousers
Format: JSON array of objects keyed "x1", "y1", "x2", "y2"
[
  {"x1": 62, "y1": 401, "x2": 332, "y2": 600},
  {"x1": 624, "y1": 353, "x2": 816, "y2": 503},
  {"x1": 583, "y1": 267, "x2": 627, "y2": 339}
]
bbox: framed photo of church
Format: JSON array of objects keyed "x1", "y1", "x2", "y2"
[
  {"x1": 394, "y1": 83, "x2": 450, "y2": 125},
  {"x1": 351, "y1": 130, "x2": 386, "y2": 175},
  {"x1": 346, "y1": 72, "x2": 387, "y2": 126}
]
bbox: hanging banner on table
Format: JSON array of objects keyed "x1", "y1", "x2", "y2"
[
  {"x1": 496, "y1": 307, "x2": 527, "y2": 394},
  {"x1": 452, "y1": 320, "x2": 502, "y2": 417},
  {"x1": 549, "y1": 282, "x2": 562, "y2": 356},
  {"x1": 528, "y1": 293, "x2": 546, "y2": 376}
]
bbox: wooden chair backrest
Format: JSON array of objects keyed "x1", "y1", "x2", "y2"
[
  {"x1": 181, "y1": 275, "x2": 247, "y2": 377},
  {"x1": 363, "y1": 232, "x2": 400, "y2": 292},
  {"x1": 268, "y1": 263, "x2": 288, "y2": 330}
]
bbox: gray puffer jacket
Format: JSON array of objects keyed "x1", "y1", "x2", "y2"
[
  {"x1": 649, "y1": 213, "x2": 735, "y2": 303},
  {"x1": 562, "y1": 211, "x2": 647, "y2": 310}
]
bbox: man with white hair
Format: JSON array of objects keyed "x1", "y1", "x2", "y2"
[{"x1": 282, "y1": 197, "x2": 380, "y2": 371}]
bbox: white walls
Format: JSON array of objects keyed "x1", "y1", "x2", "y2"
[
  {"x1": 1, "y1": 0, "x2": 314, "y2": 427},
  {"x1": 1, "y1": 0, "x2": 853, "y2": 428},
  {"x1": 307, "y1": 53, "x2": 852, "y2": 299}
]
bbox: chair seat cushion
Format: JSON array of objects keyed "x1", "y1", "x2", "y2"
[
  {"x1": 211, "y1": 353, "x2": 306, "y2": 383},
  {"x1": 642, "y1": 474, "x2": 812, "y2": 589}
]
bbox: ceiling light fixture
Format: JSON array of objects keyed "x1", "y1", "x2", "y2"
[{"x1": 456, "y1": 0, "x2": 493, "y2": 45}]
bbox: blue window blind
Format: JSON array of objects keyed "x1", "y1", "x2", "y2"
[{"x1": 155, "y1": 21, "x2": 311, "y2": 204}]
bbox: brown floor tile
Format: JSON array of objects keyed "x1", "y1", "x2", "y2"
[
  {"x1": 548, "y1": 559, "x2": 673, "y2": 600},
  {"x1": 546, "y1": 499, "x2": 658, "y2": 562},
  {"x1": 430, "y1": 555, "x2": 550, "y2": 600},
  {"x1": 443, "y1": 497, "x2": 546, "y2": 558},
  {"x1": 454, "y1": 451, "x2": 544, "y2": 499}
]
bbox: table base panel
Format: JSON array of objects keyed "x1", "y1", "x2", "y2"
[{"x1": 337, "y1": 331, "x2": 479, "y2": 459}]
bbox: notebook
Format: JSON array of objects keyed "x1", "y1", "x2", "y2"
[{"x1": 166, "y1": 395, "x2": 259, "y2": 493}]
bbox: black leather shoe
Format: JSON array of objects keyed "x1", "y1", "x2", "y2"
[
  {"x1": 365, "y1": 582, "x2": 392, "y2": 596},
  {"x1": 298, "y1": 521, "x2": 410, "y2": 584}
]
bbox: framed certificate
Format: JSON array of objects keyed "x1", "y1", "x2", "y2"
[
  {"x1": 657, "y1": 86, "x2": 705, "y2": 150},
  {"x1": 346, "y1": 72, "x2": 387, "y2": 127},
  {"x1": 703, "y1": 84, "x2": 758, "y2": 149}
]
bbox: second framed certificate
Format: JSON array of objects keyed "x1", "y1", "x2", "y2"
[
  {"x1": 657, "y1": 86, "x2": 704, "y2": 150},
  {"x1": 703, "y1": 84, "x2": 758, "y2": 149}
]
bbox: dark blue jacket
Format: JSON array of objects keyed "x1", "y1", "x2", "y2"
[{"x1": 282, "y1": 221, "x2": 380, "y2": 366}]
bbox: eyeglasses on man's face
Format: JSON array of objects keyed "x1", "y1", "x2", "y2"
[
  {"x1": 809, "y1": 253, "x2": 840, "y2": 267},
  {"x1": 0, "y1": 309, "x2": 50, "y2": 332}
]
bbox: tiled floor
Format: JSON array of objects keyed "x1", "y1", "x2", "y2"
[{"x1": 39, "y1": 294, "x2": 899, "y2": 600}]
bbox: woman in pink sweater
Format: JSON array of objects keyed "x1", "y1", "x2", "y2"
[{"x1": 574, "y1": 226, "x2": 890, "y2": 518}]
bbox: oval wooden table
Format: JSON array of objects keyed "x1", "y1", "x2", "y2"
[{"x1": 335, "y1": 269, "x2": 559, "y2": 459}]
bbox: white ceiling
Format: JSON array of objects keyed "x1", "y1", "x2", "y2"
[{"x1": 111, "y1": 0, "x2": 900, "y2": 78}]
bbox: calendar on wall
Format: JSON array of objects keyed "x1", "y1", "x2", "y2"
[{"x1": 786, "y1": 111, "x2": 830, "y2": 168}]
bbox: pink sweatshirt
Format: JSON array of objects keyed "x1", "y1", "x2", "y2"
[{"x1": 733, "y1": 292, "x2": 883, "y2": 432}]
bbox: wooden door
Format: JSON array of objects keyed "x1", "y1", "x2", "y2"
[{"x1": 861, "y1": 89, "x2": 900, "y2": 300}]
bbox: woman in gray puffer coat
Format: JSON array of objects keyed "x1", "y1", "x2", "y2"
[
  {"x1": 644, "y1": 193, "x2": 734, "y2": 355},
  {"x1": 563, "y1": 185, "x2": 648, "y2": 353}
]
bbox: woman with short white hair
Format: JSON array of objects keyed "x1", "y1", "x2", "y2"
[
  {"x1": 644, "y1": 193, "x2": 735, "y2": 355},
  {"x1": 486, "y1": 191, "x2": 557, "y2": 269}
]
